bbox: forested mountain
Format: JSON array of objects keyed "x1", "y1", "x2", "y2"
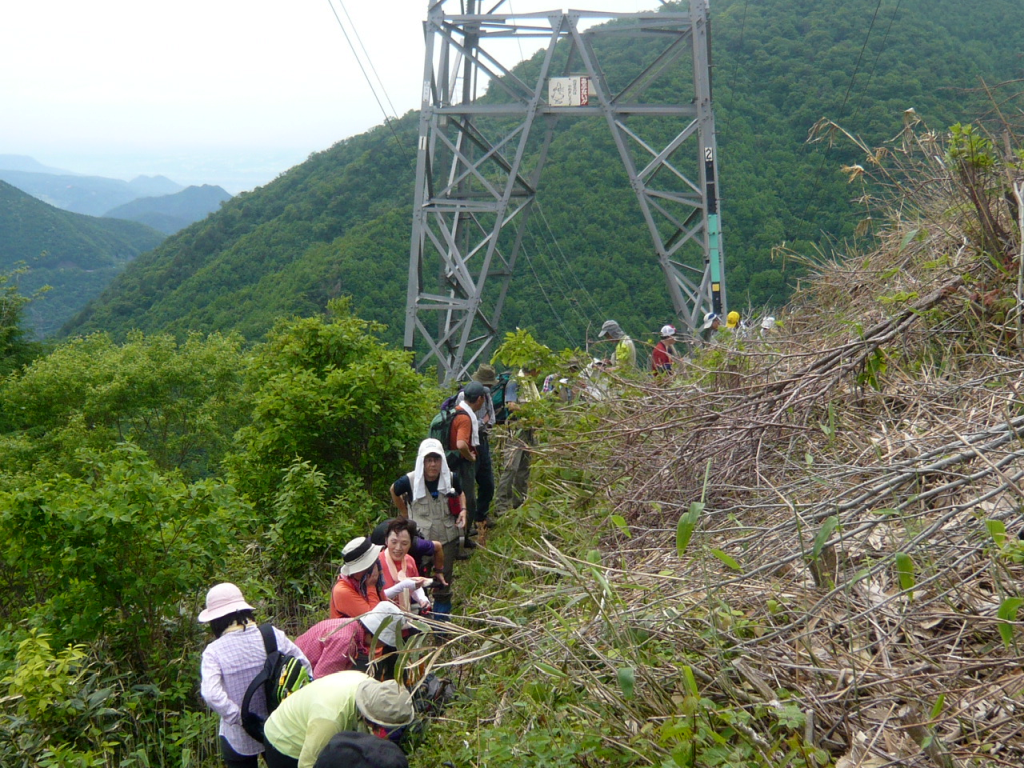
[
  {"x1": 103, "y1": 184, "x2": 232, "y2": 235},
  {"x1": 63, "y1": 0, "x2": 1024, "y2": 351},
  {"x1": 0, "y1": 182, "x2": 165, "y2": 336},
  {"x1": 0, "y1": 167, "x2": 183, "y2": 216}
]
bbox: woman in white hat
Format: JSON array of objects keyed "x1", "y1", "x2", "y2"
[
  {"x1": 198, "y1": 582, "x2": 312, "y2": 768},
  {"x1": 330, "y1": 537, "x2": 424, "y2": 620}
]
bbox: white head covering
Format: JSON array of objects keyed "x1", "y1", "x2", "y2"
[
  {"x1": 197, "y1": 582, "x2": 254, "y2": 622},
  {"x1": 411, "y1": 438, "x2": 454, "y2": 501},
  {"x1": 358, "y1": 601, "x2": 405, "y2": 647}
]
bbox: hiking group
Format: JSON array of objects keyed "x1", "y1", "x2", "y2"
[
  {"x1": 197, "y1": 361, "x2": 536, "y2": 768},
  {"x1": 196, "y1": 317, "x2": 777, "y2": 767}
]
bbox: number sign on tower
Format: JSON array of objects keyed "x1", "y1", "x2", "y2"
[{"x1": 405, "y1": 0, "x2": 724, "y2": 382}]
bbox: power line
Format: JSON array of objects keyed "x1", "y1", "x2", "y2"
[
  {"x1": 335, "y1": 0, "x2": 401, "y2": 119},
  {"x1": 519, "y1": 246, "x2": 578, "y2": 348},
  {"x1": 533, "y1": 200, "x2": 608, "y2": 322},
  {"x1": 325, "y1": 0, "x2": 408, "y2": 159},
  {"x1": 805, "y1": 0, "x2": 888, "y2": 214}
]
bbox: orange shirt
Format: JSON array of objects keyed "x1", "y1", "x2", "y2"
[
  {"x1": 450, "y1": 410, "x2": 473, "y2": 452},
  {"x1": 329, "y1": 576, "x2": 381, "y2": 619}
]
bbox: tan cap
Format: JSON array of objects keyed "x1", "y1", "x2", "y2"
[{"x1": 355, "y1": 679, "x2": 415, "y2": 728}]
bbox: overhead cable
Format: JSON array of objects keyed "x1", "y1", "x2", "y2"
[{"x1": 325, "y1": 0, "x2": 408, "y2": 159}]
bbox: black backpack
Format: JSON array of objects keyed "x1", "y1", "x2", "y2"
[{"x1": 240, "y1": 624, "x2": 311, "y2": 742}]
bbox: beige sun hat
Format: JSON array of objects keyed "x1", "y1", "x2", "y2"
[
  {"x1": 340, "y1": 537, "x2": 383, "y2": 576},
  {"x1": 355, "y1": 679, "x2": 415, "y2": 728},
  {"x1": 197, "y1": 582, "x2": 254, "y2": 623}
]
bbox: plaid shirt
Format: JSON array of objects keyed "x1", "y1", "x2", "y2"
[
  {"x1": 199, "y1": 624, "x2": 312, "y2": 756},
  {"x1": 293, "y1": 619, "x2": 366, "y2": 678}
]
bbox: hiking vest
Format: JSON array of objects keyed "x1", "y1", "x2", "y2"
[{"x1": 405, "y1": 473, "x2": 460, "y2": 545}]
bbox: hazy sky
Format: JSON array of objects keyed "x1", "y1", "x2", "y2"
[{"x1": 1, "y1": 0, "x2": 650, "y2": 192}]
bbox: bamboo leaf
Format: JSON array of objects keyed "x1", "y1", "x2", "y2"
[
  {"x1": 895, "y1": 552, "x2": 915, "y2": 594},
  {"x1": 680, "y1": 665, "x2": 699, "y2": 697},
  {"x1": 812, "y1": 515, "x2": 838, "y2": 559},
  {"x1": 711, "y1": 548, "x2": 741, "y2": 571},
  {"x1": 985, "y1": 519, "x2": 1007, "y2": 548},
  {"x1": 676, "y1": 502, "x2": 703, "y2": 558},
  {"x1": 535, "y1": 661, "x2": 567, "y2": 678},
  {"x1": 997, "y1": 597, "x2": 1024, "y2": 648},
  {"x1": 610, "y1": 514, "x2": 631, "y2": 537},
  {"x1": 617, "y1": 667, "x2": 635, "y2": 699},
  {"x1": 929, "y1": 694, "x2": 945, "y2": 721}
]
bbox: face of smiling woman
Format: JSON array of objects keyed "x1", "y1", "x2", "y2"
[{"x1": 387, "y1": 530, "x2": 412, "y2": 563}]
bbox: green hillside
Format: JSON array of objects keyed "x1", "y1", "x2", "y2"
[
  {"x1": 0, "y1": 181, "x2": 165, "y2": 337},
  {"x1": 63, "y1": 0, "x2": 1024, "y2": 350}
]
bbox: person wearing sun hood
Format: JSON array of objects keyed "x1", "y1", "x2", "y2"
[{"x1": 389, "y1": 438, "x2": 465, "y2": 617}]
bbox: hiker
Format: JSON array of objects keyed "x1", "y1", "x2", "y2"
[
  {"x1": 378, "y1": 518, "x2": 433, "y2": 614},
  {"x1": 198, "y1": 583, "x2": 312, "y2": 768},
  {"x1": 389, "y1": 438, "x2": 466, "y2": 617},
  {"x1": 699, "y1": 312, "x2": 722, "y2": 345},
  {"x1": 597, "y1": 319, "x2": 636, "y2": 369},
  {"x1": 651, "y1": 325, "x2": 678, "y2": 374},
  {"x1": 759, "y1": 315, "x2": 776, "y2": 337},
  {"x1": 263, "y1": 672, "x2": 414, "y2": 768},
  {"x1": 294, "y1": 602, "x2": 405, "y2": 678},
  {"x1": 370, "y1": 518, "x2": 445, "y2": 584},
  {"x1": 456, "y1": 363, "x2": 499, "y2": 551},
  {"x1": 330, "y1": 537, "x2": 428, "y2": 620},
  {"x1": 450, "y1": 381, "x2": 489, "y2": 552},
  {"x1": 493, "y1": 365, "x2": 540, "y2": 517},
  {"x1": 312, "y1": 731, "x2": 408, "y2": 768}
]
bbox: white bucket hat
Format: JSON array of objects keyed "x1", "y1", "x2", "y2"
[
  {"x1": 358, "y1": 601, "x2": 404, "y2": 647},
  {"x1": 197, "y1": 582, "x2": 254, "y2": 623},
  {"x1": 702, "y1": 312, "x2": 721, "y2": 330},
  {"x1": 340, "y1": 536, "x2": 383, "y2": 576}
]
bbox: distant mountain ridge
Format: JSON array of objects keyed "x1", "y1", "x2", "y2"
[
  {"x1": 0, "y1": 167, "x2": 183, "y2": 217},
  {"x1": 103, "y1": 185, "x2": 232, "y2": 235},
  {"x1": 0, "y1": 154, "x2": 77, "y2": 175},
  {"x1": 0, "y1": 181, "x2": 164, "y2": 336}
]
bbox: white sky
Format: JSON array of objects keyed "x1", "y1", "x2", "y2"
[{"x1": 1, "y1": 0, "x2": 651, "y2": 192}]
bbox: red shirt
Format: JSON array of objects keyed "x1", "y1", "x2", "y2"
[{"x1": 652, "y1": 341, "x2": 673, "y2": 372}]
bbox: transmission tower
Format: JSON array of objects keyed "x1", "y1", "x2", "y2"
[{"x1": 405, "y1": 0, "x2": 724, "y2": 383}]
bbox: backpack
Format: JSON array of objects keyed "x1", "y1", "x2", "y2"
[
  {"x1": 240, "y1": 624, "x2": 311, "y2": 742},
  {"x1": 427, "y1": 405, "x2": 466, "y2": 469},
  {"x1": 491, "y1": 371, "x2": 513, "y2": 424}
]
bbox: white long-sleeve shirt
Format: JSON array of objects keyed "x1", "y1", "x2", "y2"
[{"x1": 199, "y1": 623, "x2": 312, "y2": 755}]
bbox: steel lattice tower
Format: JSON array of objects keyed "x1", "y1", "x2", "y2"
[{"x1": 405, "y1": 0, "x2": 724, "y2": 383}]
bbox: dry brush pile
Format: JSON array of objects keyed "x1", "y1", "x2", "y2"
[{"x1": 445, "y1": 123, "x2": 1024, "y2": 768}]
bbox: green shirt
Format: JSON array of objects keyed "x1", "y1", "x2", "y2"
[{"x1": 264, "y1": 670, "x2": 370, "y2": 768}]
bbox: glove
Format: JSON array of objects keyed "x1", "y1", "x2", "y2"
[{"x1": 384, "y1": 579, "x2": 418, "y2": 598}]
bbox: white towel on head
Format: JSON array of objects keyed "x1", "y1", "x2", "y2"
[{"x1": 410, "y1": 438, "x2": 454, "y2": 501}]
